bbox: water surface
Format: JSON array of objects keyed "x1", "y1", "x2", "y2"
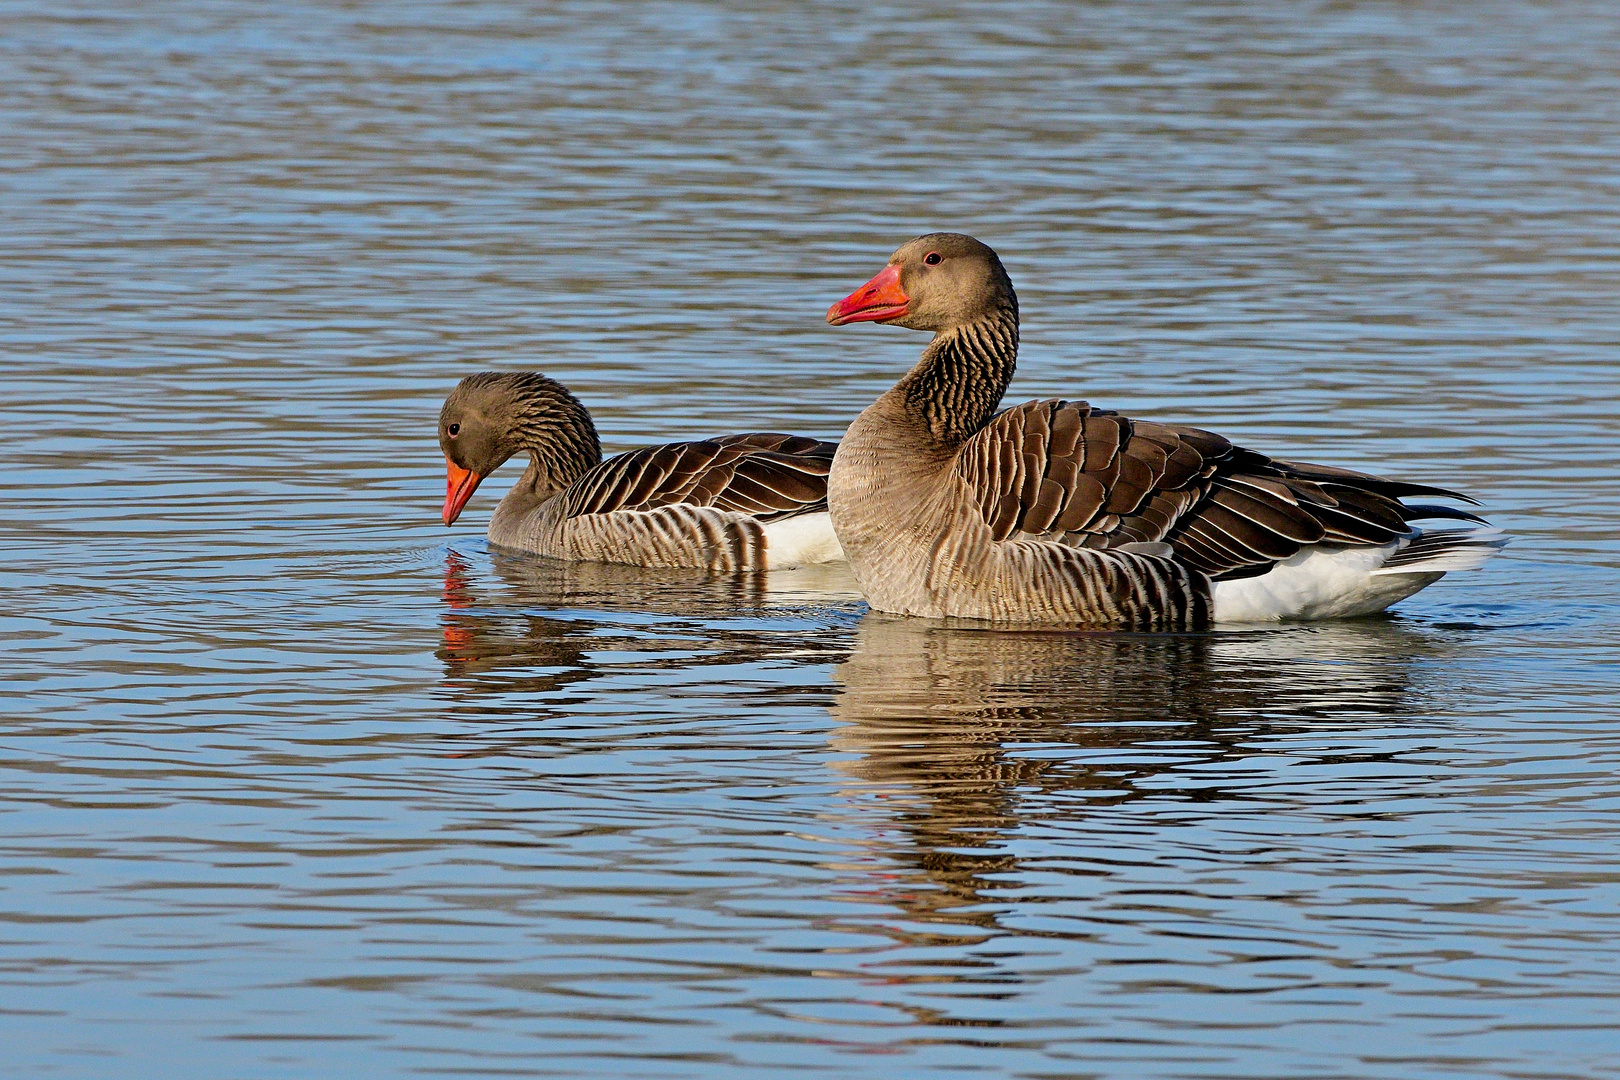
[{"x1": 3, "y1": 2, "x2": 1619, "y2": 1077}]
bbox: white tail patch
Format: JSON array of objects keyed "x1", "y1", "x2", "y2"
[
  {"x1": 763, "y1": 511, "x2": 846, "y2": 569},
  {"x1": 1213, "y1": 527, "x2": 1508, "y2": 623}
]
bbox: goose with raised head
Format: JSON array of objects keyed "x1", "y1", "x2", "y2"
[
  {"x1": 439, "y1": 372, "x2": 844, "y2": 571},
  {"x1": 824, "y1": 233, "x2": 1505, "y2": 627}
]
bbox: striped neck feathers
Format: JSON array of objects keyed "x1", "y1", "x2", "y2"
[
  {"x1": 898, "y1": 305, "x2": 1020, "y2": 446},
  {"x1": 509, "y1": 382, "x2": 602, "y2": 499},
  {"x1": 448, "y1": 371, "x2": 603, "y2": 500}
]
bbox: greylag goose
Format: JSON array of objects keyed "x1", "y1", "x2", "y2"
[
  {"x1": 824, "y1": 233, "x2": 1505, "y2": 627},
  {"x1": 439, "y1": 372, "x2": 844, "y2": 571}
]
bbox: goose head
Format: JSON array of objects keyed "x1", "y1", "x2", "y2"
[
  {"x1": 438, "y1": 372, "x2": 600, "y2": 526},
  {"x1": 826, "y1": 232, "x2": 1017, "y2": 334}
]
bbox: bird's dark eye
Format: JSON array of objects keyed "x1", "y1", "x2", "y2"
[
  {"x1": 924, "y1": 252, "x2": 942, "y2": 266},
  {"x1": 448, "y1": 423, "x2": 460, "y2": 436}
]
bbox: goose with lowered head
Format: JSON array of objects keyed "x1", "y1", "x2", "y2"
[
  {"x1": 438, "y1": 372, "x2": 843, "y2": 571},
  {"x1": 824, "y1": 233, "x2": 1505, "y2": 627}
]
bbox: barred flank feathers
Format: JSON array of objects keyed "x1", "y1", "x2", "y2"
[
  {"x1": 575, "y1": 505, "x2": 769, "y2": 572},
  {"x1": 1001, "y1": 543, "x2": 1212, "y2": 630}
]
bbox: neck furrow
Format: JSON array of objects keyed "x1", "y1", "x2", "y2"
[
  {"x1": 899, "y1": 308, "x2": 1019, "y2": 445},
  {"x1": 512, "y1": 402, "x2": 602, "y2": 499}
]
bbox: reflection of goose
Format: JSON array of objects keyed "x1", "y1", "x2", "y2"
[
  {"x1": 824, "y1": 233, "x2": 1505, "y2": 626},
  {"x1": 438, "y1": 550, "x2": 599, "y2": 698},
  {"x1": 825, "y1": 613, "x2": 1431, "y2": 927},
  {"x1": 438, "y1": 372, "x2": 844, "y2": 570},
  {"x1": 483, "y1": 547, "x2": 863, "y2": 619},
  {"x1": 437, "y1": 550, "x2": 859, "y2": 700}
]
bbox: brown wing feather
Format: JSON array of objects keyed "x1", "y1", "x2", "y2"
[
  {"x1": 562, "y1": 434, "x2": 836, "y2": 521},
  {"x1": 960, "y1": 400, "x2": 1481, "y2": 582}
]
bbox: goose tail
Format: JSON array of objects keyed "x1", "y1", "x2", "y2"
[{"x1": 1369, "y1": 527, "x2": 1510, "y2": 576}]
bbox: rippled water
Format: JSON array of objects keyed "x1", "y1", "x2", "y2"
[{"x1": 3, "y1": 2, "x2": 1620, "y2": 1076}]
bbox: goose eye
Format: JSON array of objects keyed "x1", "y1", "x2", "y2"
[
  {"x1": 923, "y1": 252, "x2": 942, "y2": 266},
  {"x1": 448, "y1": 423, "x2": 460, "y2": 436}
]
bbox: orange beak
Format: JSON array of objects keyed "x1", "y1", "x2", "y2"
[
  {"x1": 826, "y1": 263, "x2": 909, "y2": 325},
  {"x1": 442, "y1": 456, "x2": 483, "y2": 526}
]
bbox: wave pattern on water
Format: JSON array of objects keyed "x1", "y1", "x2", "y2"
[{"x1": 2, "y1": 2, "x2": 1619, "y2": 1077}]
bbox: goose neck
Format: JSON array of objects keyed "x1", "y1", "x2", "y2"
[
  {"x1": 897, "y1": 307, "x2": 1019, "y2": 446},
  {"x1": 506, "y1": 393, "x2": 603, "y2": 503}
]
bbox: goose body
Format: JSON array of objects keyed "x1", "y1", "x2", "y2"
[
  {"x1": 825, "y1": 234, "x2": 1505, "y2": 628},
  {"x1": 439, "y1": 372, "x2": 843, "y2": 571}
]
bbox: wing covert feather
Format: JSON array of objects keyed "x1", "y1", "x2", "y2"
[
  {"x1": 958, "y1": 399, "x2": 1477, "y2": 581},
  {"x1": 562, "y1": 434, "x2": 836, "y2": 521}
]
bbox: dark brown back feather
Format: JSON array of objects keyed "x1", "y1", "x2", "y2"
[
  {"x1": 960, "y1": 399, "x2": 1479, "y2": 581},
  {"x1": 561, "y1": 434, "x2": 837, "y2": 521}
]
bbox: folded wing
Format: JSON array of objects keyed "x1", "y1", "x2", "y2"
[
  {"x1": 561, "y1": 433, "x2": 837, "y2": 522},
  {"x1": 959, "y1": 400, "x2": 1482, "y2": 581}
]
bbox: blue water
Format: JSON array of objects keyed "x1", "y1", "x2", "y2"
[{"x1": 2, "y1": 1, "x2": 1619, "y2": 1076}]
